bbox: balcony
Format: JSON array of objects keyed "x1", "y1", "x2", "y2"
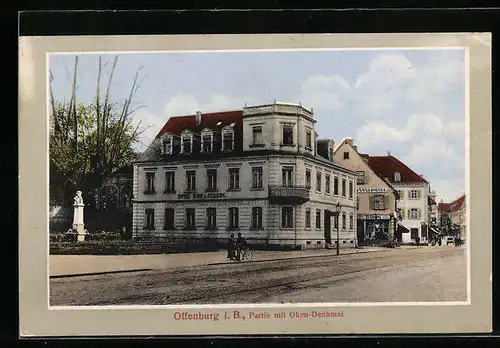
[{"x1": 268, "y1": 185, "x2": 310, "y2": 204}]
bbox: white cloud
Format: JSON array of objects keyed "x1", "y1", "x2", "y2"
[
  {"x1": 131, "y1": 109, "x2": 166, "y2": 151},
  {"x1": 300, "y1": 75, "x2": 348, "y2": 111},
  {"x1": 163, "y1": 93, "x2": 253, "y2": 117},
  {"x1": 430, "y1": 178, "x2": 466, "y2": 203}
]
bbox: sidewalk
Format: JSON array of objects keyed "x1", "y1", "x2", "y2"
[{"x1": 49, "y1": 246, "x2": 389, "y2": 278}]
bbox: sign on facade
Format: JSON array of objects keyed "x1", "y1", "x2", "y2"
[
  {"x1": 177, "y1": 192, "x2": 226, "y2": 200},
  {"x1": 360, "y1": 214, "x2": 391, "y2": 220},
  {"x1": 357, "y1": 187, "x2": 389, "y2": 193}
]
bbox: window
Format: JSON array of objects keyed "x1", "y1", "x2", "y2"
[
  {"x1": 282, "y1": 168, "x2": 293, "y2": 187},
  {"x1": 222, "y1": 131, "x2": 234, "y2": 151},
  {"x1": 315, "y1": 209, "x2": 321, "y2": 229},
  {"x1": 186, "y1": 170, "x2": 196, "y2": 192},
  {"x1": 349, "y1": 181, "x2": 354, "y2": 199},
  {"x1": 282, "y1": 124, "x2": 294, "y2": 145},
  {"x1": 252, "y1": 126, "x2": 263, "y2": 145},
  {"x1": 206, "y1": 208, "x2": 217, "y2": 230},
  {"x1": 316, "y1": 172, "x2": 322, "y2": 192},
  {"x1": 349, "y1": 213, "x2": 353, "y2": 230},
  {"x1": 251, "y1": 207, "x2": 263, "y2": 229},
  {"x1": 333, "y1": 214, "x2": 339, "y2": 229},
  {"x1": 397, "y1": 190, "x2": 403, "y2": 200},
  {"x1": 343, "y1": 151, "x2": 349, "y2": 159},
  {"x1": 228, "y1": 207, "x2": 239, "y2": 229},
  {"x1": 181, "y1": 135, "x2": 192, "y2": 153},
  {"x1": 162, "y1": 137, "x2": 173, "y2": 155},
  {"x1": 342, "y1": 212, "x2": 346, "y2": 230},
  {"x1": 342, "y1": 179, "x2": 346, "y2": 197},
  {"x1": 202, "y1": 134, "x2": 213, "y2": 152},
  {"x1": 305, "y1": 170, "x2": 311, "y2": 189},
  {"x1": 281, "y1": 207, "x2": 294, "y2": 228},
  {"x1": 185, "y1": 208, "x2": 196, "y2": 229},
  {"x1": 145, "y1": 172, "x2": 156, "y2": 194},
  {"x1": 165, "y1": 171, "x2": 175, "y2": 193},
  {"x1": 206, "y1": 169, "x2": 217, "y2": 191},
  {"x1": 164, "y1": 208, "x2": 175, "y2": 230},
  {"x1": 356, "y1": 171, "x2": 365, "y2": 184},
  {"x1": 373, "y1": 195, "x2": 385, "y2": 210},
  {"x1": 394, "y1": 172, "x2": 401, "y2": 182},
  {"x1": 306, "y1": 130, "x2": 312, "y2": 149},
  {"x1": 305, "y1": 209, "x2": 311, "y2": 228},
  {"x1": 333, "y1": 177, "x2": 339, "y2": 195},
  {"x1": 325, "y1": 175, "x2": 331, "y2": 194},
  {"x1": 145, "y1": 209, "x2": 155, "y2": 230},
  {"x1": 410, "y1": 190, "x2": 419, "y2": 200},
  {"x1": 252, "y1": 167, "x2": 263, "y2": 189},
  {"x1": 229, "y1": 168, "x2": 240, "y2": 190},
  {"x1": 410, "y1": 208, "x2": 419, "y2": 219}
]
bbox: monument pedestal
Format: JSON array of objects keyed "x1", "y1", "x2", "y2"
[{"x1": 72, "y1": 202, "x2": 87, "y2": 242}]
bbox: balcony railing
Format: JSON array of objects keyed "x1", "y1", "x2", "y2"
[{"x1": 268, "y1": 185, "x2": 310, "y2": 204}]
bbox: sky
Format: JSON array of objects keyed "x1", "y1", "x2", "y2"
[{"x1": 49, "y1": 49, "x2": 466, "y2": 203}]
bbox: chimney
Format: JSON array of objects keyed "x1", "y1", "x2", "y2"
[
  {"x1": 195, "y1": 111, "x2": 202, "y2": 125},
  {"x1": 386, "y1": 150, "x2": 391, "y2": 156}
]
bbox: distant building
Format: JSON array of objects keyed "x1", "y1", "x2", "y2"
[
  {"x1": 437, "y1": 201, "x2": 452, "y2": 234},
  {"x1": 449, "y1": 194, "x2": 466, "y2": 239},
  {"x1": 132, "y1": 102, "x2": 359, "y2": 249},
  {"x1": 362, "y1": 154, "x2": 432, "y2": 244},
  {"x1": 333, "y1": 138, "x2": 399, "y2": 245}
]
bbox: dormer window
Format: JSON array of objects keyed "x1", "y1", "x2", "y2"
[
  {"x1": 394, "y1": 172, "x2": 401, "y2": 182},
  {"x1": 180, "y1": 130, "x2": 193, "y2": 154},
  {"x1": 200, "y1": 128, "x2": 214, "y2": 153},
  {"x1": 222, "y1": 126, "x2": 235, "y2": 151},
  {"x1": 161, "y1": 134, "x2": 173, "y2": 155}
]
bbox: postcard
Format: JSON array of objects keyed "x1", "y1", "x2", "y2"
[{"x1": 19, "y1": 33, "x2": 492, "y2": 337}]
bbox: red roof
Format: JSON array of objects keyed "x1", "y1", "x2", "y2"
[
  {"x1": 438, "y1": 203, "x2": 451, "y2": 213},
  {"x1": 365, "y1": 155, "x2": 428, "y2": 184},
  {"x1": 450, "y1": 194, "x2": 466, "y2": 212},
  {"x1": 156, "y1": 110, "x2": 243, "y2": 138}
]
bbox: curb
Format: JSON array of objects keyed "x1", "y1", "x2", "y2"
[
  {"x1": 50, "y1": 268, "x2": 153, "y2": 279},
  {"x1": 50, "y1": 248, "x2": 390, "y2": 279}
]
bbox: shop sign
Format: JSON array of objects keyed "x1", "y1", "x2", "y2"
[
  {"x1": 357, "y1": 187, "x2": 389, "y2": 193},
  {"x1": 178, "y1": 192, "x2": 226, "y2": 200},
  {"x1": 360, "y1": 214, "x2": 391, "y2": 220}
]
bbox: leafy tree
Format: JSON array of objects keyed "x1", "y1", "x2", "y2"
[{"x1": 49, "y1": 55, "x2": 147, "y2": 206}]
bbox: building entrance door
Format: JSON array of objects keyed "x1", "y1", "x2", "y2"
[{"x1": 324, "y1": 210, "x2": 332, "y2": 244}]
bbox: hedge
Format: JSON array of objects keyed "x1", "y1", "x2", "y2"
[{"x1": 49, "y1": 240, "x2": 225, "y2": 255}]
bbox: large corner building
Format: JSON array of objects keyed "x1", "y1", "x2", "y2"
[{"x1": 132, "y1": 102, "x2": 359, "y2": 249}]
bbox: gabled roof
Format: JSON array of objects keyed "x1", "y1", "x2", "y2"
[
  {"x1": 365, "y1": 155, "x2": 428, "y2": 184},
  {"x1": 156, "y1": 110, "x2": 243, "y2": 139},
  {"x1": 111, "y1": 164, "x2": 133, "y2": 176},
  {"x1": 438, "y1": 203, "x2": 451, "y2": 213},
  {"x1": 450, "y1": 194, "x2": 466, "y2": 212}
]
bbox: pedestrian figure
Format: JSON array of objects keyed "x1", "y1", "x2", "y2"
[{"x1": 227, "y1": 234, "x2": 235, "y2": 260}]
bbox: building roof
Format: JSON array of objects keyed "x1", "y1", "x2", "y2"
[
  {"x1": 364, "y1": 155, "x2": 429, "y2": 184},
  {"x1": 155, "y1": 110, "x2": 243, "y2": 138},
  {"x1": 438, "y1": 203, "x2": 451, "y2": 213},
  {"x1": 450, "y1": 194, "x2": 466, "y2": 212},
  {"x1": 111, "y1": 164, "x2": 133, "y2": 175}
]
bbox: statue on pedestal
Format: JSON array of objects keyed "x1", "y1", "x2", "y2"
[{"x1": 71, "y1": 190, "x2": 87, "y2": 242}]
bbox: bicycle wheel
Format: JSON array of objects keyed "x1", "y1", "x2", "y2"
[{"x1": 245, "y1": 249, "x2": 253, "y2": 261}]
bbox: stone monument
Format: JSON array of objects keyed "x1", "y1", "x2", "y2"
[{"x1": 72, "y1": 190, "x2": 87, "y2": 242}]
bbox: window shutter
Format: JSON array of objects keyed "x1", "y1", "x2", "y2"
[
  {"x1": 418, "y1": 190, "x2": 421, "y2": 199},
  {"x1": 401, "y1": 209, "x2": 405, "y2": 218},
  {"x1": 369, "y1": 195, "x2": 374, "y2": 210}
]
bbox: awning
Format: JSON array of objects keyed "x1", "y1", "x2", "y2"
[
  {"x1": 396, "y1": 221, "x2": 410, "y2": 233},
  {"x1": 428, "y1": 226, "x2": 443, "y2": 236}
]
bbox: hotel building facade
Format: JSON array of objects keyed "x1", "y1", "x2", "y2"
[{"x1": 132, "y1": 102, "x2": 359, "y2": 249}]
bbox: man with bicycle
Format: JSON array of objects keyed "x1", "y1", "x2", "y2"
[{"x1": 235, "y1": 232, "x2": 246, "y2": 261}]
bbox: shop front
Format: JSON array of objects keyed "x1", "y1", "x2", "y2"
[{"x1": 357, "y1": 214, "x2": 394, "y2": 245}]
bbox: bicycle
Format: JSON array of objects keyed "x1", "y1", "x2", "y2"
[{"x1": 238, "y1": 247, "x2": 253, "y2": 262}]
